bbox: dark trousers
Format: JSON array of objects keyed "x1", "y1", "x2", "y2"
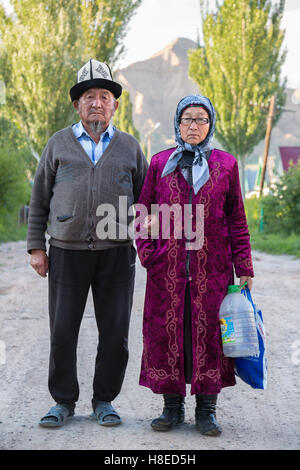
[{"x1": 48, "y1": 245, "x2": 136, "y2": 405}]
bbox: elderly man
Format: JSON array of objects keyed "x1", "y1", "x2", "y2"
[{"x1": 27, "y1": 60, "x2": 148, "y2": 427}]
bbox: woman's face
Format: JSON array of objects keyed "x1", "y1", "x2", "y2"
[{"x1": 179, "y1": 106, "x2": 210, "y2": 146}]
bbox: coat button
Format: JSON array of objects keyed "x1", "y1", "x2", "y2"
[{"x1": 188, "y1": 276, "x2": 192, "y2": 281}]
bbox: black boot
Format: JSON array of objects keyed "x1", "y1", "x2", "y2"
[
  {"x1": 151, "y1": 394, "x2": 185, "y2": 431},
  {"x1": 195, "y1": 394, "x2": 222, "y2": 436}
]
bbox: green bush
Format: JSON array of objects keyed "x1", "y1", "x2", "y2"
[
  {"x1": 244, "y1": 164, "x2": 300, "y2": 258},
  {"x1": 244, "y1": 195, "x2": 261, "y2": 234},
  {"x1": 0, "y1": 144, "x2": 31, "y2": 242},
  {"x1": 261, "y1": 162, "x2": 300, "y2": 234},
  {"x1": 245, "y1": 162, "x2": 300, "y2": 235}
]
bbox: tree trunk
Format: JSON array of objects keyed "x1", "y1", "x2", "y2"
[
  {"x1": 29, "y1": 146, "x2": 40, "y2": 163},
  {"x1": 238, "y1": 155, "x2": 247, "y2": 200}
]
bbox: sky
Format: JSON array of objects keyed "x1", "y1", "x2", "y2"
[
  {"x1": 119, "y1": 0, "x2": 300, "y2": 89},
  {"x1": 1, "y1": 0, "x2": 299, "y2": 89}
]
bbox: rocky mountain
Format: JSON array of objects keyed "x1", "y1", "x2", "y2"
[
  {"x1": 116, "y1": 37, "x2": 300, "y2": 177},
  {"x1": 115, "y1": 37, "x2": 199, "y2": 155}
]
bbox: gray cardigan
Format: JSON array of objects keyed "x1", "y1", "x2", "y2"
[{"x1": 27, "y1": 126, "x2": 148, "y2": 252}]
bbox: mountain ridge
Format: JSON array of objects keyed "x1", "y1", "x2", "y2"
[{"x1": 116, "y1": 37, "x2": 300, "y2": 172}]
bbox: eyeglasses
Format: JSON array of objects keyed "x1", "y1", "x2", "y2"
[{"x1": 180, "y1": 117, "x2": 210, "y2": 126}]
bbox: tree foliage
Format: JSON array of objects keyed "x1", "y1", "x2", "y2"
[
  {"x1": 79, "y1": 0, "x2": 140, "y2": 63},
  {"x1": 0, "y1": 116, "x2": 37, "y2": 174},
  {"x1": 0, "y1": 0, "x2": 141, "y2": 157},
  {"x1": 113, "y1": 90, "x2": 140, "y2": 141},
  {"x1": 188, "y1": 0, "x2": 286, "y2": 194},
  {"x1": 0, "y1": 143, "x2": 31, "y2": 237}
]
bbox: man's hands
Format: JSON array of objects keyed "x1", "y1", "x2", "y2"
[{"x1": 30, "y1": 249, "x2": 49, "y2": 278}]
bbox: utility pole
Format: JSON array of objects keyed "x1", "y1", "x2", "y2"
[{"x1": 259, "y1": 95, "x2": 276, "y2": 197}]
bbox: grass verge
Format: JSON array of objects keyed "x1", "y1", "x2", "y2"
[{"x1": 250, "y1": 232, "x2": 300, "y2": 258}]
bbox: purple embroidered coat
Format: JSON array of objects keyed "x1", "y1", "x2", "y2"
[{"x1": 135, "y1": 147, "x2": 254, "y2": 396}]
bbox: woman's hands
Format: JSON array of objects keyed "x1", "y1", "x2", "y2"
[
  {"x1": 144, "y1": 215, "x2": 254, "y2": 292},
  {"x1": 143, "y1": 214, "x2": 159, "y2": 237},
  {"x1": 239, "y1": 276, "x2": 253, "y2": 291}
]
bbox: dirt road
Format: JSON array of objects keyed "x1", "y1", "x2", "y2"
[{"x1": 0, "y1": 240, "x2": 299, "y2": 451}]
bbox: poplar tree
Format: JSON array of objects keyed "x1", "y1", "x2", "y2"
[
  {"x1": 0, "y1": 0, "x2": 141, "y2": 160},
  {"x1": 113, "y1": 90, "x2": 140, "y2": 141},
  {"x1": 188, "y1": 0, "x2": 286, "y2": 195}
]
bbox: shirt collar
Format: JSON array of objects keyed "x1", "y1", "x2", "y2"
[{"x1": 73, "y1": 120, "x2": 115, "y2": 140}]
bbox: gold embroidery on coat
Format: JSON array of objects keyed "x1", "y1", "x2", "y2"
[
  {"x1": 194, "y1": 161, "x2": 221, "y2": 385},
  {"x1": 146, "y1": 173, "x2": 180, "y2": 382}
]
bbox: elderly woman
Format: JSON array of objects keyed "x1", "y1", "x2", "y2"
[{"x1": 135, "y1": 95, "x2": 254, "y2": 436}]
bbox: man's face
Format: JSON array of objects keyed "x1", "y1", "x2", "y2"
[
  {"x1": 179, "y1": 106, "x2": 210, "y2": 146},
  {"x1": 73, "y1": 88, "x2": 118, "y2": 134}
]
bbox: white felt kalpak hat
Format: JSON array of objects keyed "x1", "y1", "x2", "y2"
[{"x1": 70, "y1": 59, "x2": 122, "y2": 101}]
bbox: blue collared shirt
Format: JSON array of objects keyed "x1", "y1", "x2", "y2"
[{"x1": 72, "y1": 121, "x2": 115, "y2": 164}]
